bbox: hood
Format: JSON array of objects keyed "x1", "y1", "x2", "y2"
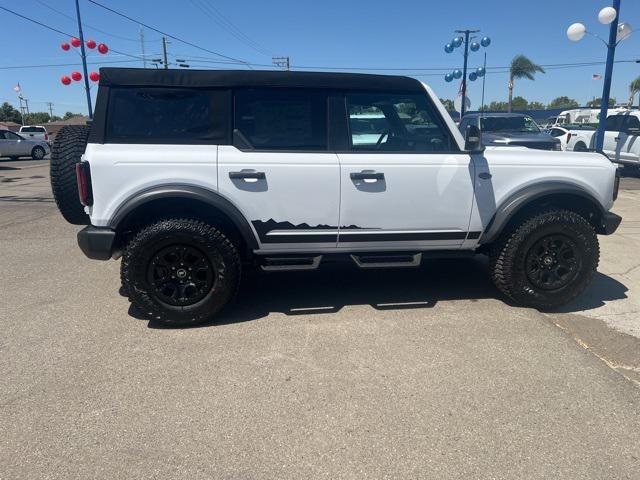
[{"x1": 481, "y1": 131, "x2": 560, "y2": 150}]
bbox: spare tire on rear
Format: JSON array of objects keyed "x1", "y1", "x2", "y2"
[{"x1": 50, "y1": 125, "x2": 90, "y2": 225}]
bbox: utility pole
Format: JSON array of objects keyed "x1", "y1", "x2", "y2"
[
  {"x1": 480, "y1": 52, "x2": 487, "y2": 113},
  {"x1": 272, "y1": 56, "x2": 290, "y2": 71},
  {"x1": 47, "y1": 102, "x2": 54, "y2": 118},
  {"x1": 140, "y1": 26, "x2": 147, "y2": 68},
  {"x1": 74, "y1": 0, "x2": 93, "y2": 118},
  {"x1": 24, "y1": 98, "x2": 30, "y2": 116},
  {"x1": 162, "y1": 36, "x2": 169, "y2": 69},
  {"x1": 455, "y1": 29, "x2": 479, "y2": 118},
  {"x1": 17, "y1": 96, "x2": 25, "y2": 125}
]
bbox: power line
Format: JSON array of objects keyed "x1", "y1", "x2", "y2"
[
  {"x1": 86, "y1": 0, "x2": 253, "y2": 67},
  {"x1": 32, "y1": 0, "x2": 162, "y2": 43},
  {"x1": 0, "y1": 59, "x2": 142, "y2": 70},
  {"x1": 188, "y1": 0, "x2": 273, "y2": 56},
  {"x1": 0, "y1": 5, "x2": 148, "y2": 62}
]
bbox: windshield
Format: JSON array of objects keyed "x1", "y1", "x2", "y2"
[{"x1": 480, "y1": 116, "x2": 540, "y2": 133}]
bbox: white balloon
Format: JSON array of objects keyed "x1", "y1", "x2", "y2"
[
  {"x1": 617, "y1": 22, "x2": 633, "y2": 42},
  {"x1": 598, "y1": 6, "x2": 617, "y2": 25},
  {"x1": 567, "y1": 23, "x2": 586, "y2": 42}
]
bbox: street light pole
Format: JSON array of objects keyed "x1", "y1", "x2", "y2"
[
  {"x1": 594, "y1": 0, "x2": 621, "y2": 152},
  {"x1": 74, "y1": 0, "x2": 93, "y2": 119},
  {"x1": 460, "y1": 30, "x2": 471, "y2": 118}
]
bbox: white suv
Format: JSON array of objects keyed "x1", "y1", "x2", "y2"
[{"x1": 50, "y1": 68, "x2": 621, "y2": 326}]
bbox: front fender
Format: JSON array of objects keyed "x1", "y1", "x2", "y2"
[{"x1": 479, "y1": 181, "x2": 607, "y2": 244}]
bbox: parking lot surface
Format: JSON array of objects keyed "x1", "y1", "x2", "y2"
[{"x1": 1, "y1": 161, "x2": 639, "y2": 479}]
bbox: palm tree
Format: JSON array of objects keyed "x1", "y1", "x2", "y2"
[
  {"x1": 508, "y1": 55, "x2": 545, "y2": 112},
  {"x1": 628, "y1": 76, "x2": 640, "y2": 108}
]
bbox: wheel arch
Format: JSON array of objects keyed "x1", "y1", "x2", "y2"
[
  {"x1": 480, "y1": 182, "x2": 607, "y2": 244},
  {"x1": 109, "y1": 185, "x2": 258, "y2": 258}
]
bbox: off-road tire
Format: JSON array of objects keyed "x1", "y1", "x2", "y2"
[
  {"x1": 31, "y1": 146, "x2": 46, "y2": 160},
  {"x1": 50, "y1": 125, "x2": 90, "y2": 225},
  {"x1": 121, "y1": 219, "x2": 241, "y2": 327},
  {"x1": 489, "y1": 209, "x2": 599, "y2": 310}
]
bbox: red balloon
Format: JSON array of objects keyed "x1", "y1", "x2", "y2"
[
  {"x1": 61, "y1": 75, "x2": 71, "y2": 86},
  {"x1": 71, "y1": 71, "x2": 82, "y2": 81},
  {"x1": 86, "y1": 39, "x2": 97, "y2": 49},
  {"x1": 70, "y1": 37, "x2": 81, "y2": 47},
  {"x1": 97, "y1": 43, "x2": 108, "y2": 54},
  {"x1": 61, "y1": 42, "x2": 70, "y2": 51},
  {"x1": 89, "y1": 71, "x2": 100, "y2": 82}
]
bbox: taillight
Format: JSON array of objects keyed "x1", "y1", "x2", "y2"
[
  {"x1": 75, "y1": 162, "x2": 93, "y2": 206},
  {"x1": 45, "y1": 133, "x2": 49, "y2": 141},
  {"x1": 566, "y1": 132, "x2": 571, "y2": 143},
  {"x1": 613, "y1": 169, "x2": 620, "y2": 201}
]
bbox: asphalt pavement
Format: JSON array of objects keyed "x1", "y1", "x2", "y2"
[{"x1": 1, "y1": 161, "x2": 639, "y2": 479}]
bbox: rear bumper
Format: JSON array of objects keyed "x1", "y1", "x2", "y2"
[
  {"x1": 599, "y1": 212, "x2": 622, "y2": 235},
  {"x1": 77, "y1": 226, "x2": 115, "y2": 260}
]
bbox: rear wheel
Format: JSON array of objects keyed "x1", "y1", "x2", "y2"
[
  {"x1": 489, "y1": 209, "x2": 599, "y2": 309},
  {"x1": 573, "y1": 142, "x2": 588, "y2": 152},
  {"x1": 50, "y1": 125, "x2": 90, "y2": 225},
  {"x1": 31, "y1": 146, "x2": 45, "y2": 160},
  {"x1": 121, "y1": 219, "x2": 241, "y2": 327}
]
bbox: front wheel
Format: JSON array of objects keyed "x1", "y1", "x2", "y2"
[
  {"x1": 489, "y1": 209, "x2": 599, "y2": 309},
  {"x1": 31, "y1": 146, "x2": 46, "y2": 160},
  {"x1": 121, "y1": 219, "x2": 241, "y2": 327}
]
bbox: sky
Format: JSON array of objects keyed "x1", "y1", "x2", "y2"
[{"x1": 1, "y1": 0, "x2": 640, "y2": 117}]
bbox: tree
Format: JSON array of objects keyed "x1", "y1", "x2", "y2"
[
  {"x1": 0, "y1": 102, "x2": 22, "y2": 123},
  {"x1": 587, "y1": 97, "x2": 616, "y2": 108},
  {"x1": 628, "y1": 76, "x2": 640, "y2": 108},
  {"x1": 484, "y1": 101, "x2": 509, "y2": 111},
  {"x1": 548, "y1": 96, "x2": 579, "y2": 109},
  {"x1": 528, "y1": 101, "x2": 546, "y2": 110},
  {"x1": 508, "y1": 55, "x2": 545, "y2": 112},
  {"x1": 63, "y1": 111, "x2": 82, "y2": 120},
  {"x1": 439, "y1": 98, "x2": 454, "y2": 111},
  {"x1": 24, "y1": 112, "x2": 60, "y2": 124},
  {"x1": 511, "y1": 96, "x2": 528, "y2": 110}
]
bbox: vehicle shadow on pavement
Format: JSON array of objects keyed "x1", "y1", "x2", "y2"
[
  {"x1": 129, "y1": 257, "x2": 628, "y2": 328},
  {"x1": 554, "y1": 272, "x2": 628, "y2": 313}
]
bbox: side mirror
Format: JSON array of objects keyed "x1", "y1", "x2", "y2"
[{"x1": 464, "y1": 124, "x2": 484, "y2": 153}]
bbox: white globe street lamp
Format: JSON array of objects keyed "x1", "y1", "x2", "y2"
[{"x1": 567, "y1": 1, "x2": 631, "y2": 152}]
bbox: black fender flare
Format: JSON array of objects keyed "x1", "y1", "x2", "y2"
[
  {"x1": 479, "y1": 181, "x2": 606, "y2": 244},
  {"x1": 108, "y1": 184, "x2": 259, "y2": 250}
]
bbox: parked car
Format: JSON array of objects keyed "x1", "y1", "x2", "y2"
[
  {"x1": 459, "y1": 113, "x2": 561, "y2": 150},
  {"x1": 548, "y1": 126, "x2": 572, "y2": 150},
  {"x1": 49, "y1": 68, "x2": 620, "y2": 326},
  {"x1": 0, "y1": 129, "x2": 50, "y2": 160},
  {"x1": 566, "y1": 111, "x2": 640, "y2": 170},
  {"x1": 19, "y1": 125, "x2": 50, "y2": 144}
]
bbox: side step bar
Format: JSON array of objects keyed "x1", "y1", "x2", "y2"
[
  {"x1": 351, "y1": 253, "x2": 422, "y2": 269},
  {"x1": 260, "y1": 255, "x2": 322, "y2": 271}
]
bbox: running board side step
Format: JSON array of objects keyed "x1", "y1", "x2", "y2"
[
  {"x1": 351, "y1": 253, "x2": 422, "y2": 268},
  {"x1": 260, "y1": 255, "x2": 322, "y2": 271}
]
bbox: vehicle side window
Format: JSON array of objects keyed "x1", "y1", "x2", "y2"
[
  {"x1": 550, "y1": 128, "x2": 564, "y2": 137},
  {"x1": 623, "y1": 116, "x2": 640, "y2": 132},
  {"x1": 0, "y1": 131, "x2": 7, "y2": 139},
  {"x1": 605, "y1": 115, "x2": 624, "y2": 132},
  {"x1": 4, "y1": 131, "x2": 20, "y2": 140},
  {"x1": 106, "y1": 88, "x2": 218, "y2": 143},
  {"x1": 345, "y1": 92, "x2": 455, "y2": 152},
  {"x1": 234, "y1": 88, "x2": 327, "y2": 151}
]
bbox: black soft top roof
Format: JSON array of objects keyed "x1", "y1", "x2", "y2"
[{"x1": 98, "y1": 68, "x2": 424, "y2": 92}]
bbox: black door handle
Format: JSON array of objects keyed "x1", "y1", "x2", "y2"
[
  {"x1": 229, "y1": 170, "x2": 265, "y2": 180},
  {"x1": 350, "y1": 171, "x2": 384, "y2": 181},
  {"x1": 478, "y1": 172, "x2": 492, "y2": 179},
  {"x1": 614, "y1": 137, "x2": 620, "y2": 141}
]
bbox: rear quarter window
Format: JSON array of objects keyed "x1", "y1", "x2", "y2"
[{"x1": 105, "y1": 87, "x2": 227, "y2": 144}]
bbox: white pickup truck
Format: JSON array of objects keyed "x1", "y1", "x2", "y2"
[{"x1": 566, "y1": 111, "x2": 640, "y2": 169}]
